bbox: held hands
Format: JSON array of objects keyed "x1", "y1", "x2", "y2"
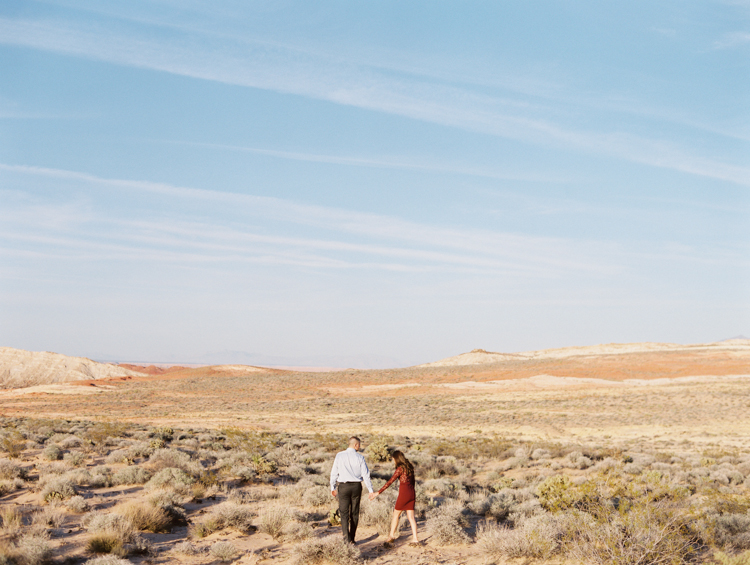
[{"x1": 368, "y1": 492, "x2": 378, "y2": 501}]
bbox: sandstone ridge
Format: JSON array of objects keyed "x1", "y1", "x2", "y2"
[
  {"x1": 0, "y1": 347, "x2": 145, "y2": 389},
  {"x1": 418, "y1": 339, "x2": 750, "y2": 367}
]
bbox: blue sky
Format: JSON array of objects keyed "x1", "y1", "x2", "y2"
[{"x1": 1, "y1": 1, "x2": 748, "y2": 367}]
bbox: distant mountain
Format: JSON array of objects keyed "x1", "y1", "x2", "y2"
[
  {"x1": 419, "y1": 340, "x2": 750, "y2": 368},
  {"x1": 196, "y1": 349, "x2": 406, "y2": 370}
]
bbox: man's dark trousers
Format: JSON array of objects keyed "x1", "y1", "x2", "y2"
[{"x1": 338, "y1": 482, "x2": 362, "y2": 543}]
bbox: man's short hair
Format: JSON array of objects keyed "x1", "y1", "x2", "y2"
[{"x1": 349, "y1": 436, "x2": 361, "y2": 446}]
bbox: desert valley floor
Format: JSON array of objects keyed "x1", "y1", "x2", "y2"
[{"x1": 0, "y1": 340, "x2": 749, "y2": 564}]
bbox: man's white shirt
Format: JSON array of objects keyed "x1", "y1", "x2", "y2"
[{"x1": 329, "y1": 447, "x2": 374, "y2": 493}]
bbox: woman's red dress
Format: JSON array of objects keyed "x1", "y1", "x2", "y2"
[{"x1": 378, "y1": 466, "x2": 416, "y2": 511}]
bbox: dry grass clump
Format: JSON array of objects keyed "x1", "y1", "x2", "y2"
[
  {"x1": 209, "y1": 541, "x2": 239, "y2": 563},
  {"x1": 302, "y1": 485, "x2": 330, "y2": 508},
  {"x1": 258, "y1": 504, "x2": 292, "y2": 540},
  {"x1": 83, "y1": 510, "x2": 138, "y2": 556},
  {"x1": 171, "y1": 540, "x2": 202, "y2": 555},
  {"x1": 476, "y1": 513, "x2": 570, "y2": 560},
  {"x1": 291, "y1": 535, "x2": 363, "y2": 565},
  {"x1": 66, "y1": 495, "x2": 90, "y2": 513},
  {"x1": 145, "y1": 467, "x2": 194, "y2": 490},
  {"x1": 113, "y1": 501, "x2": 171, "y2": 533},
  {"x1": 87, "y1": 533, "x2": 125, "y2": 556},
  {"x1": 0, "y1": 533, "x2": 53, "y2": 565},
  {"x1": 147, "y1": 448, "x2": 196, "y2": 473},
  {"x1": 112, "y1": 466, "x2": 150, "y2": 486},
  {"x1": 189, "y1": 501, "x2": 256, "y2": 538},
  {"x1": 32, "y1": 506, "x2": 65, "y2": 529},
  {"x1": 0, "y1": 431, "x2": 26, "y2": 459},
  {"x1": 41, "y1": 444, "x2": 62, "y2": 461},
  {"x1": 40, "y1": 476, "x2": 76, "y2": 502},
  {"x1": 712, "y1": 550, "x2": 750, "y2": 564},
  {"x1": 426, "y1": 499, "x2": 471, "y2": 544},
  {"x1": 361, "y1": 493, "x2": 403, "y2": 537},
  {"x1": 1, "y1": 506, "x2": 22, "y2": 534},
  {"x1": 0, "y1": 458, "x2": 24, "y2": 480}
]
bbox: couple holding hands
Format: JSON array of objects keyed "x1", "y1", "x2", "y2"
[{"x1": 329, "y1": 436, "x2": 419, "y2": 545}]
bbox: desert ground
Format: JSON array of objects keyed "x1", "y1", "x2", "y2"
[{"x1": 1, "y1": 340, "x2": 749, "y2": 565}]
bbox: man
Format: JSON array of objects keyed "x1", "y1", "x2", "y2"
[{"x1": 330, "y1": 436, "x2": 374, "y2": 543}]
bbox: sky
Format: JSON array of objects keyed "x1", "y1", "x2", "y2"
[{"x1": 1, "y1": 1, "x2": 749, "y2": 368}]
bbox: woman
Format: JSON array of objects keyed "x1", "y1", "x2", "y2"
[{"x1": 369, "y1": 450, "x2": 419, "y2": 544}]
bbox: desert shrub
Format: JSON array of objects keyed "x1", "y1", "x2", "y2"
[
  {"x1": 476, "y1": 514, "x2": 565, "y2": 560},
  {"x1": 302, "y1": 485, "x2": 330, "y2": 508},
  {"x1": 114, "y1": 502, "x2": 170, "y2": 533},
  {"x1": 251, "y1": 455, "x2": 277, "y2": 475},
  {"x1": 536, "y1": 474, "x2": 597, "y2": 512},
  {"x1": 367, "y1": 437, "x2": 391, "y2": 462},
  {"x1": 40, "y1": 476, "x2": 76, "y2": 502},
  {"x1": 66, "y1": 495, "x2": 90, "y2": 513},
  {"x1": 1, "y1": 506, "x2": 22, "y2": 533},
  {"x1": 422, "y1": 478, "x2": 456, "y2": 496},
  {"x1": 712, "y1": 550, "x2": 750, "y2": 565},
  {"x1": 259, "y1": 505, "x2": 292, "y2": 540},
  {"x1": 267, "y1": 444, "x2": 301, "y2": 467},
  {"x1": 189, "y1": 502, "x2": 255, "y2": 538},
  {"x1": 531, "y1": 448, "x2": 551, "y2": 460},
  {"x1": 567, "y1": 499, "x2": 698, "y2": 565},
  {"x1": 565, "y1": 451, "x2": 593, "y2": 470},
  {"x1": 83, "y1": 511, "x2": 136, "y2": 544},
  {"x1": 0, "y1": 478, "x2": 23, "y2": 496},
  {"x1": 32, "y1": 506, "x2": 65, "y2": 528},
  {"x1": 63, "y1": 450, "x2": 87, "y2": 466},
  {"x1": 0, "y1": 431, "x2": 26, "y2": 459},
  {"x1": 0, "y1": 459, "x2": 23, "y2": 480},
  {"x1": 231, "y1": 465, "x2": 257, "y2": 482},
  {"x1": 42, "y1": 444, "x2": 62, "y2": 461},
  {"x1": 152, "y1": 427, "x2": 173, "y2": 442},
  {"x1": 171, "y1": 541, "x2": 201, "y2": 555},
  {"x1": 283, "y1": 521, "x2": 314, "y2": 541},
  {"x1": 145, "y1": 467, "x2": 194, "y2": 490},
  {"x1": 286, "y1": 464, "x2": 307, "y2": 480},
  {"x1": 221, "y1": 428, "x2": 279, "y2": 454},
  {"x1": 147, "y1": 448, "x2": 193, "y2": 472},
  {"x1": 4, "y1": 534, "x2": 53, "y2": 565},
  {"x1": 209, "y1": 541, "x2": 239, "y2": 563},
  {"x1": 711, "y1": 513, "x2": 750, "y2": 551},
  {"x1": 508, "y1": 498, "x2": 544, "y2": 526},
  {"x1": 59, "y1": 436, "x2": 81, "y2": 449},
  {"x1": 361, "y1": 494, "x2": 402, "y2": 537},
  {"x1": 87, "y1": 533, "x2": 124, "y2": 555},
  {"x1": 292, "y1": 534, "x2": 363, "y2": 565},
  {"x1": 84, "y1": 422, "x2": 129, "y2": 452},
  {"x1": 426, "y1": 500, "x2": 470, "y2": 544},
  {"x1": 468, "y1": 489, "x2": 517, "y2": 521},
  {"x1": 112, "y1": 466, "x2": 151, "y2": 486}
]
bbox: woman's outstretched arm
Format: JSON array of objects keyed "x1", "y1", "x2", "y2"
[{"x1": 377, "y1": 467, "x2": 403, "y2": 495}]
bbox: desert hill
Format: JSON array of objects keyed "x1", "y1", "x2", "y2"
[
  {"x1": 418, "y1": 339, "x2": 750, "y2": 367},
  {"x1": 0, "y1": 347, "x2": 146, "y2": 389},
  {"x1": 0, "y1": 348, "x2": 277, "y2": 389}
]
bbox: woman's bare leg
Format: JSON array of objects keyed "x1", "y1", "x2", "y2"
[
  {"x1": 406, "y1": 510, "x2": 418, "y2": 542},
  {"x1": 387, "y1": 509, "x2": 402, "y2": 540}
]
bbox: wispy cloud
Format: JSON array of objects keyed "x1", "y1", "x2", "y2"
[
  {"x1": 714, "y1": 31, "x2": 750, "y2": 49},
  {"x1": 0, "y1": 15, "x2": 748, "y2": 186},
  {"x1": 0, "y1": 163, "x2": 624, "y2": 277},
  {"x1": 164, "y1": 140, "x2": 572, "y2": 183}
]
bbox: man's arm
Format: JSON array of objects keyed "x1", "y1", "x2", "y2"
[
  {"x1": 360, "y1": 455, "x2": 374, "y2": 493},
  {"x1": 330, "y1": 453, "x2": 339, "y2": 494}
]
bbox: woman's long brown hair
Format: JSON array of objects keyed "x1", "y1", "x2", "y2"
[{"x1": 391, "y1": 450, "x2": 414, "y2": 478}]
